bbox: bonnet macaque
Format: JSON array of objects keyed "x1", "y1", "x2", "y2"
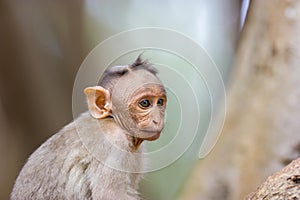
[{"x1": 11, "y1": 57, "x2": 167, "y2": 200}]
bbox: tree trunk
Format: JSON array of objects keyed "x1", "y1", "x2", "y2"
[
  {"x1": 179, "y1": 0, "x2": 300, "y2": 199},
  {"x1": 246, "y1": 157, "x2": 300, "y2": 199}
]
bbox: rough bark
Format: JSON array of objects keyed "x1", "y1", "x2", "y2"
[
  {"x1": 246, "y1": 157, "x2": 300, "y2": 200},
  {"x1": 179, "y1": 0, "x2": 300, "y2": 199}
]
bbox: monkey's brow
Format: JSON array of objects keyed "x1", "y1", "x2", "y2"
[
  {"x1": 133, "y1": 89, "x2": 166, "y2": 100},
  {"x1": 105, "y1": 66, "x2": 129, "y2": 76}
]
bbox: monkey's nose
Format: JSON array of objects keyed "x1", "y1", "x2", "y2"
[{"x1": 152, "y1": 120, "x2": 158, "y2": 125}]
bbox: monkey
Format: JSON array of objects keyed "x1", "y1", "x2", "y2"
[{"x1": 10, "y1": 57, "x2": 167, "y2": 200}]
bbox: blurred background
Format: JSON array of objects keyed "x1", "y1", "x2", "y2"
[{"x1": 6, "y1": 1, "x2": 295, "y2": 200}]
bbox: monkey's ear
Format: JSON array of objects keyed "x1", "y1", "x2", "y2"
[{"x1": 84, "y1": 86, "x2": 111, "y2": 119}]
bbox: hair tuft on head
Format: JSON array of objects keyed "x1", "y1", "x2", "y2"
[
  {"x1": 98, "y1": 54, "x2": 158, "y2": 90},
  {"x1": 130, "y1": 55, "x2": 158, "y2": 75}
]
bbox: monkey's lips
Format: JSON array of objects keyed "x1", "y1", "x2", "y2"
[{"x1": 139, "y1": 130, "x2": 162, "y2": 141}]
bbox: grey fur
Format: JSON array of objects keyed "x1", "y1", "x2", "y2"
[
  {"x1": 11, "y1": 58, "x2": 165, "y2": 200},
  {"x1": 99, "y1": 56, "x2": 157, "y2": 91},
  {"x1": 11, "y1": 113, "x2": 144, "y2": 200}
]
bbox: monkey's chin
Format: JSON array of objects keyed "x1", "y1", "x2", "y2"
[{"x1": 140, "y1": 132, "x2": 161, "y2": 141}]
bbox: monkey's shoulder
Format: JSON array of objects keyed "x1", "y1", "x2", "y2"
[
  {"x1": 28, "y1": 112, "x2": 125, "y2": 161},
  {"x1": 21, "y1": 119, "x2": 85, "y2": 168},
  {"x1": 12, "y1": 114, "x2": 96, "y2": 197}
]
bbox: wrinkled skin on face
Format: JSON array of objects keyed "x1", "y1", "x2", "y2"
[
  {"x1": 111, "y1": 69, "x2": 167, "y2": 141},
  {"x1": 128, "y1": 84, "x2": 166, "y2": 140}
]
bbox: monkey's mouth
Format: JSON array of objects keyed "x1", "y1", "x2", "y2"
[{"x1": 138, "y1": 130, "x2": 162, "y2": 141}]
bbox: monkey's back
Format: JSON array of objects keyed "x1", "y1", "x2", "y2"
[{"x1": 11, "y1": 113, "x2": 144, "y2": 200}]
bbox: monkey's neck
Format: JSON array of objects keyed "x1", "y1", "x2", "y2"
[
  {"x1": 127, "y1": 136, "x2": 144, "y2": 152},
  {"x1": 96, "y1": 116, "x2": 144, "y2": 152}
]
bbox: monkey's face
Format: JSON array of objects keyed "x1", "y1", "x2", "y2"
[
  {"x1": 85, "y1": 63, "x2": 167, "y2": 143},
  {"x1": 105, "y1": 69, "x2": 167, "y2": 141},
  {"x1": 128, "y1": 84, "x2": 167, "y2": 141}
]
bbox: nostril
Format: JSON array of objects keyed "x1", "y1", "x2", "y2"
[{"x1": 152, "y1": 120, "x2": 158, "y2": 125}]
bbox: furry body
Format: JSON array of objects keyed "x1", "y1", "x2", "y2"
[{"x1": 11, "y1": 112, "x2": 143, "y2": 200}]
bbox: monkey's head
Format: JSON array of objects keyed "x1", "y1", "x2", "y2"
[{"x1": 84, "y1": 57, "x2": 167, "y2": 141}]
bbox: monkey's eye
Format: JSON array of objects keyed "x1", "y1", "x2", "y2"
[
  {"x1": 157, "y1": 98, "x2": 164, "y2": 106},
  {"x1": 139, "y1": 99, "x2": 151, "y2": 108}
]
